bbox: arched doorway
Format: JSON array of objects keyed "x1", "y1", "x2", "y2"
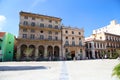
[
  {"x1": 38, "y1": 45, "x2": 44, "y2": 59},
  {"x1": 54, "y1": 46, "x2": 59, "y2": 60},
  {"x1": 47, "y1": 46, "x2": 53, "y2": 60},
  {"x1": 20, "y1": 44, "x2": 27, "y2": 59},
  {"x1": 29, "y1": 45, "x2": 35, "y2": 59}
]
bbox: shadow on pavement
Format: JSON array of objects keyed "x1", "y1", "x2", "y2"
[{"x1": 0, "y1": 66, "x2": 47, "y2": 71}]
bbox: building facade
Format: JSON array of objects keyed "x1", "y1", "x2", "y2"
[
  {"x1": 16, "y1": 11, "x2": 85, "y2": 61},
  {"x1": 17, "y1": 11, "x2": 62, "y2": 60},
  {"x1": 62, "y1": 26, "x2": 85, "y2": 60},
  {"x1": 85, "y1": 32, "x2": 120, "y2": 59}
]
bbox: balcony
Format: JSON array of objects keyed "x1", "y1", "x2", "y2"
[
  {"x1": 19, "y1": 24, "x2": 61, "y2": 31},
  {"x1": 64, "y1": 44, "x2": 84, "y2": 47}
]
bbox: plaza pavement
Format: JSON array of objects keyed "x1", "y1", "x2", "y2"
[{"x1": 0, "y1": 59, "x2": 119, "y2": 80}]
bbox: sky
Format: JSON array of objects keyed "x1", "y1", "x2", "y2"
[{"x1": 0, "y1": 0, "x2": 120, "y2": 37}]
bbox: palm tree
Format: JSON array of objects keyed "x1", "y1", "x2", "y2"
[
  {"x1": 24, "y1": 48, "x2": 33, "y2": 60},
  {"x1": 112, "y1": 63, "x2": 120, "y2": 79}
]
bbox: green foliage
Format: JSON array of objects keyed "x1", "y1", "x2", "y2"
[
  {"x1": 66, "y1": 52, "x2": 71, "y2": 60},
  {"x1": 112, "y1": 63, "x2": 120, "y2": 79}
]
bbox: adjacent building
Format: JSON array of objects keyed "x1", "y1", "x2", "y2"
[
  {"x1": 62, "y1": 26, "x2": 85, "y2": 60},
  {"x1": 85, "y1": 20, "x2": 120, "y2": 59}
]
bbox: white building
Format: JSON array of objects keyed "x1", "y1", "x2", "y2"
[{"x1": 93, "y1": 20, "x2": 120, "y2": 35}]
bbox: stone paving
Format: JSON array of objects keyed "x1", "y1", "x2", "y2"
[{"x1": 0, "y1": 59, "x2": 119, "y2": 80}]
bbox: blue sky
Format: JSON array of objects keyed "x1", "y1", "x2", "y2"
[{"x1": 0, "y1": 0, "x2": 120, "y2": 37}]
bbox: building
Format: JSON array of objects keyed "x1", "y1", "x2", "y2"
[
  {"x1": 85, "y1": 32, "x2": 120, "y2": 59},
  {"x1": 17, "y1": 11, "x2": 62, "y2": 61},
  {"x1": 93, "y1": 20, "x2": 120, "y2": 35},
  {"x1": 16, "y1": 11, "x2": 85, "y2": 61},
  {"x1": 0, "y1": 32, "x2": 15, "y2": 61},
  {"x1": 62, "y1": 26, "x2": 85, "y2": 60}
]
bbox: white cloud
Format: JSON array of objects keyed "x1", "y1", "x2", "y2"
[{"x1": 0, "y1": 15, "x2": 6, "y2": 31}]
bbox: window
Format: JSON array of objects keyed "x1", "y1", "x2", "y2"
[
  {"x1": 55, "y1": 21, "x2": 58, "y2": 24},
  {"x1": 48, "y1": 36, "x2": 52, "y2": 40},
  {"x1": 55, "y1": 25, "x2": 58, "y2": 29},
  {"x1": 31, "y1": 22, "x2": 35, "y2": 26},
  {"x1": 79, "y1": 38, "x2": 81, "y2": 40},
  {"x1": 30, "y1": 34, "x2": 35, "y2": 39},
  {"x1": 40, "y1": 23, "x2": 44, "y2": 27},
  {"x1": 79, "y1": 41, "x2": 82, "y2": 46},
  {"x1": 40, "y1": 35, "x2": 44, "y2": 40},
  {"x1": 55, "y1": 32, "x2": 58, "y2": 35},
  {"x1": 24, "y1": 16, "x2": 28, "y2": 19},
  {"x1": 48, "y1": 31, "x2": 52, "y2": 34},
  {"x1": 80, "y1": 49, "x2": 82, "y2": 53},
  {"x1": 22, "y1": 34, "x2": 27, "y2": 38},
  {"x1": 55, "y1": 37, "x2": 58, "y2": 40},
  {"x1": 72, "y1": 37, "x2": 74, "y2": 40},
  {"x1": 23, "y1": 29, "x2": 27, "y2": 32},
  {"x1": 65, "y1": 41, "x2": 69, "y2": 45},
  {"x1": 48, "y1": 24, "x2": 52, "y2": 28},
  {"x1": 23, "y1": 21, "x2": 28, "y2": 25},
  {"x1": 49, "y1": 20, "x2": 52, "y2": 23},
  {"x1": 72, "y1": 31, "x2": 74, "y2": 34},
  {"x1": 31, "y1": 29, "x2": 35, "y2": 33},
  {"x1": 32, "y1": 17, "x2": 35, "y2": 20},
  {"x1": 65, "y1": 31, "x2": 68, "y2": 34},
  {"x1": 66, "y1": 37, "x2": 68, "y2": 39},
  {"x1": 65, "y1": 48, "x2": 68, "y2": 52},
  {"x1": 72, "y1": 41, "x2": 75, "y2": 46},
  {"x1": 79, "y1": 32, "x2": 81, "y2": 35},
  {"x1": 40, "y1": 30, "x2": 43, "y2": 33}
]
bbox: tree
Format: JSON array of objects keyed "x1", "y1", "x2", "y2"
[
  {"x1": 116, "y1": 49, "x2": 120, "y2": 58},
  {"x1": 24, "y1": 48, "x2": 33, "y2": 60},
  {"x1": 112, "y1": 63, "x2": 120, "y2": 79}
]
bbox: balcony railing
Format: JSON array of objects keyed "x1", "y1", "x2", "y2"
[{"x1": 64, "y1": 44, "x2": 84, "y2": 47}]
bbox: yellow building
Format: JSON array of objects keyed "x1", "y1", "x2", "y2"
[
  {"x1": 85, "y1": 32, "x2": 120, "y2": 59},
  {"x1": 62, "y1": 26, "x2": 85, "y2": 60},
  {"x1": 17, "y1": 11, "x2": 62, "y2": 60}
]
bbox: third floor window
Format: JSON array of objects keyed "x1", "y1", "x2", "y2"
[
  {"x1": 40, "y1": 23, "x2": 44, "y2": 27},
  {"x1": 48, "y1": 24, "x2": 52, "y2": 28},
  {"x1": 23, "y1": 21, "x2": 28, "y2": 25},
  {"x1": 31, "y1": 22, "x2": 35, "y2": 26}
]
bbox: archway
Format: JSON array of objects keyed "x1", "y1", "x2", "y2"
[
  {"x1": 47, "y1": 46, "x2": 53, "y2": 60},
  {"x1": 38, "y1": 45, "x2": 44, "y2": 59},
  {"x1": 29, "y1": 45, "x2": 35, "y2": 59},
  {"x1": 54, "y1": 46, "x2": 59, "y2": 59},
  {"x1": 20, "y1": 44, "x2": 27, "y2": 59}
]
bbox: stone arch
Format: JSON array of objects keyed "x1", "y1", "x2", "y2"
[
  {"x1": 29, "y1": 45, "x2": 35, "y2": 58},
  {"x1": 47, "y1": 46, "x2": 53, "y2": 58},
  {"x1": 20, "y1": 44, "x2": 27, "y2": 59},
  {"x1": 38, "y1": 45, "x2": 44, "y2": 58},
  {"x1": 54, "y1": 46, "x2": 59, "y2": 58}
]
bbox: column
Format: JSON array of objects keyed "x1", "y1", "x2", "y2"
[
  {"x1": 35, "y1": 46, "x2": 38, "y2": 60},
  {"x1": 44, "y1": 45, "x2": 48, "y2": 59},
  {"x1": 59, "y1": 46, "x2": 62, "y2": 60},
  {"x1": 16, "y1": 46, "x2": 21, "y2": 61}
]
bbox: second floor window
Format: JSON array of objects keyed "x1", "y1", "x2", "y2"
[
  {"x1": 31, "y1": 22, "x2": 35, "y2": 26},
  {"x1": 72, "y1": 41, "x2": 75, "y2": 46},
  {"x1": 48, "y1": 24, "x2": 52, "y2": 28},
  {"x1": 72, "y1": 31, "x2": 74, "y2": 34},
  {"x1": 65, "y1": 41, "x2": 69, "y2": 45},
  {"x1": 30, "y1": 34, "x2": 35, "y2": 39},
  {"x1": 23, "y1": 21, "x2": 28, "y2": 25},
  {"x1": 40, "y1": 23, "x2": 44, "y2": 27},
  {"x1": 55, "y1": 25, "x2": 58, "y2": 29},
  {"x1": 22, "y1": 34, "x2": 27, "y2": 38},
  {"x1": 55, "y1": 36, "x2": 58, "y2": 40},
  {"x1": 48, "y1": 36, "x2": 52, "y2": 40},
  {"x1": 40, "y1": 35, "x2": 44, "y2": 40}
]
